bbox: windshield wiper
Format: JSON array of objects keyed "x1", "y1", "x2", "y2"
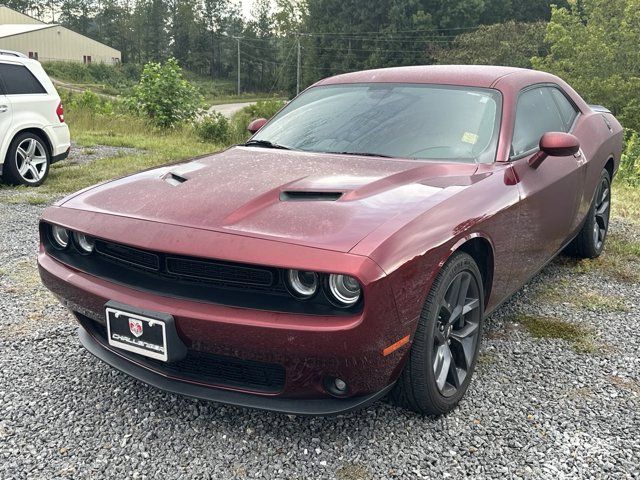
[
  {"x1": 244, "y1": 139, "x2": 292, "y2": 150},
  {"x1": 327, "y1": 151, "x2": 394, "y2": 158}
]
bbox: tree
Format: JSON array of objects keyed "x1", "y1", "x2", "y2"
[
  {"x1": 532, "y1": 0, "x2": 640, "y2": 131},
  {"x1": 435, "y1": 21, "x2": 547, "y2": 69},
  {"x1": 59, "y1": 0, "x2": 97, "y2": 35}
]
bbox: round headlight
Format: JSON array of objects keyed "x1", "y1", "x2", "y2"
[
  {"x1": 327, "y1": 274, "x2": 361, "y2": 307},
  {"x1": 286, "y1": 269, "x2": 319, "y2": 299},
  {"x1": 74, "y1": 232, "x2": 95, "y2": 254},
  {"x1": 50, "y1": 225, "x2": 70, "y2": 249}
]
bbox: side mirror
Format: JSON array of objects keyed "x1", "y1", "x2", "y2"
[
  {"x1": 247, "y1": 118, "x2": 268, "y2": 135},
  {"x1": 528, "y1": 132, "x2": 580, "y2": 169}
]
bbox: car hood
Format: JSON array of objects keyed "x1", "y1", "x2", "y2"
[{"x1": 61, "y1": 146, "x2": 482, "y2": 252}]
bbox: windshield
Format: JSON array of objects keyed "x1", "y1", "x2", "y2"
[{"x1": 251, "y1": 83, "x2": 502, "y2": 163}]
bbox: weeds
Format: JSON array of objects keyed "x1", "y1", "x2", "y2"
[{"x1": 514, "y1": 313, "x2": 598, "y2": 353}]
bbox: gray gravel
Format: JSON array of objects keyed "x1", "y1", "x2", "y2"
[
  {"x1": 1, "y1": 196, "x2": 639, "y2": 479},
  {"x1": 63, "y1": 143, "x2": 143, "y2": 166}
]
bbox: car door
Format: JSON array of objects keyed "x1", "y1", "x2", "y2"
[
  {"x1": 0, "y1": 61, "x2": 48, "y2": 123},
  {"x1": 509, "y1": 85, "x2": 584, "y2": 283},
  {"x1": 0, "y1": 63, "x2": 13, "y2": 144}
]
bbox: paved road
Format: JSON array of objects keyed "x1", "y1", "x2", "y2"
[{"x1": 208, "y1": 102, "x2": 257, "y2": 118}]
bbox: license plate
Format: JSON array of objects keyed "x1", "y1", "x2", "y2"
[{"x1": 106, "y1": 307, "x2": 168, "y2": 362}]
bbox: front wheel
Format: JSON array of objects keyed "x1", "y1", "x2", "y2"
[
  {"x1": 390, "y1": 252, "x2": 484, "y2": 415},
  {"x1": 2, "y1": 132, "x2": 50, "y2": 186},
  {"x1": 568, "y1": 168, "x2": 611, "y2": 259}
]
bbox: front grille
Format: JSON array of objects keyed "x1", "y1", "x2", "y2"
[
  {"x1": 166, "y1": 257, "x2": 274, "y2": 286},
  {"x1": 95, "y1": 240, "x2": 160, "y2": 271},
  {"x1": 81, "y1": 315, "x2": 286, "y2": 393},
  {"x1": 93, "y1": 239, "x2": 279, "y2": 291}
]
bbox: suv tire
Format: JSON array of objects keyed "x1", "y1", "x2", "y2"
[{"x1": 2, "y1": 131, "x2": 50, "y2": 186}]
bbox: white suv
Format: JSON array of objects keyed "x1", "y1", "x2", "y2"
[{"x1": 0, "y1": 50, "x2": 70, "y2": 186}]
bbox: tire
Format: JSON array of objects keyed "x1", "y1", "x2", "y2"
[
  {"x1": 567, "y1": 169, "x2": 611, "y2": 259},
  {"x1": 2, "y1": 132, "x2": 50, "y2": 186},
  {"x1": 390, "y1": 251, "x2": 484, "y2": 415}
]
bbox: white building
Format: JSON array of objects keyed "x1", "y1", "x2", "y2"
[{"x1": 0, "y1": 5, "x2": 121, "y2": 65}]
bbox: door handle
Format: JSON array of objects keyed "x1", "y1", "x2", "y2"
[{"x1": 0, "y1": 105, "x2": 7, "y2": 113}]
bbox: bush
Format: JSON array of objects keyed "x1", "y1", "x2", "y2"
[
  {"x1": 194, "y1": 112, "x2": 230, "y2": 144},
  {"x1": 68, "y1": 90, "x2": 115, "y2": 115},
  {"x1": 229, "y1": 99, "x2": 286, "y2": 143},
  {"x1": 126, "y1": 58, "x2": 202, "y2": 128},
  {"x1": 620, "y1": 130, "x2": 640, "y2": 186}
]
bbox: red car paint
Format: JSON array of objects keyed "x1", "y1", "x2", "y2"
[{"x1": 38, "y1": 66, "x2": 623, "y2": 410}]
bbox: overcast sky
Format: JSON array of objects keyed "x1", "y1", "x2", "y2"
[{"x1": 239, "y1": 0, "x2": 254, "y2": 19}]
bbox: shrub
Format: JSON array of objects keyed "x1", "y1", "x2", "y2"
[
  {"x1": 194, "y1": 112, "x2": 230, "y2": 144},
  {"x1": 69, "y1": 90, "x2": 115, "y2": 115},
  {"x1": 619, "y1": 129, "x2": 640, "y2": 186},
  {"x1": 126, "y1": 58, "x2": 202, "y2": 128}
]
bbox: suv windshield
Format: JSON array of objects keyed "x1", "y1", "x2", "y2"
[{"x1": 251, "y1": 83, "x2": 502, "y2": 163}]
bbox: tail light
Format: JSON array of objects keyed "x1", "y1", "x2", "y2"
[{"x1": 56, "y1": 102, "x2": 64, "y2": 123}]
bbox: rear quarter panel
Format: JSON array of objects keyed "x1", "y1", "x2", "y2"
[{"x1": 573, "y1": 111, "x2": 622, "y2": 223}]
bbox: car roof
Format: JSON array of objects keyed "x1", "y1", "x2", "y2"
[{"x1": 313, "y1": 65, "x2": 559, "y2": 89}]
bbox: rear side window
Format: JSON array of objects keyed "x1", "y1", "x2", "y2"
[
  {"x1": 0, "y1": 63, "x2": 46, "y2": 95},
  {"x1": 512, "y1": 87, "x2": 565, "y2": 157},
  {"x1": 549, "y1": 87, "x2": 579, "y2": 131}
]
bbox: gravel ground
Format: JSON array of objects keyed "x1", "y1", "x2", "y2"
[
  {"x1": 64, "y1": 143, "x2": 142, "y2": 166},
  {"x1": 1, "y1": 196, "x2": 639, "y2": 479}
]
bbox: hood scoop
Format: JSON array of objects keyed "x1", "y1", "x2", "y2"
[
  {"x1": 164, "y1": 172, "x2": 188, "y2": 186},
  {"x1": 279, "y1": 191, "x2": 343, "y2": 202}
]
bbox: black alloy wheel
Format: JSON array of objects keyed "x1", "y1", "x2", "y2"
[
  {"x1": 592, "y1": 174, "x2": 611, "y2": 252},
  {"x1": 433, "y1": 270, "x2": 482, "y2": 397},
  {"x1": 568, "y1": 168, "x2": 611, "y2": 259},
  {"x1": 390, "y1": 251, "x2": 484, "y2": 415}
]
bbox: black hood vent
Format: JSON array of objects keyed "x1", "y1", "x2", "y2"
[
  {"x1": 164, "y1": 172, "x2": 188, "y2": 186},
  {"x1": 279, "y1": 191, "x2": 343, "y2": 202}
]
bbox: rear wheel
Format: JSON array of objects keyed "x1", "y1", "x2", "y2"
[
  {"x1": 2, "y1": 132, "x2": 50, "y2": 186},
  {"x1": 568, "y1": 168, "x2": 611, "y2": 259},
  {"x1": 390, "y1": 252, "x2": 484, "y2": 415}
]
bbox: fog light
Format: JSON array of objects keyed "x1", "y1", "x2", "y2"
[
  {"x1": 324, "y1": 376, "x2": 349, "y2": 397},
  {"x1": 74, "y1": 232, "x2": 95, "y2": 254},
  {"x1": 50, "y1": 225, "x2": 69, "y2": 249}
]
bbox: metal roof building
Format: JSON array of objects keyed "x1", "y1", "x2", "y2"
[{"x1": 0, "y1": 5, "x2": 120, "y2": 64}]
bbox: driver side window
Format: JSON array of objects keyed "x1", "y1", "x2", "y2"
[{"x1": 512, "y1": 87, "x2": 566, "y2": 157}]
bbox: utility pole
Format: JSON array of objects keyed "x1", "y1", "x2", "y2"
[
  {"x1": 236, "y1": 37, "x2": 241, "y2": 96},
  {"x1": 296, "y1": 35, "x2": 301, "y2": 95}
]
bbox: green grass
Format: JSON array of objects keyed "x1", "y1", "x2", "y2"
[
  {"x1": 535, "y1": 280, "x2": 630, "y2": 312},
  {"x1": 554, "y1": 231, "x2": 640, "y2": 284},
  {"x1": 1, "y1": 110, "x2": 222, "y2": 200},
  {"x1": 514, "y1": 313, "x2": 598, "y2": 353},
  {"x1": 612, "y1": 182, "x2": 640, "y2": 225}
]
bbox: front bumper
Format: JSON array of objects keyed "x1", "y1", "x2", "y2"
[
  {"x1": 79, "y1": 326, "x2": 394, "y2": 415},
  {"x1": 38, "y1": 214, "x2": 412, "y2": 414}
]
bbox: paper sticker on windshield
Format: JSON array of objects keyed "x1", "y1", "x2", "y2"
[{"x1": 462, "y1": 132, "x2": 479, "y2": 145}]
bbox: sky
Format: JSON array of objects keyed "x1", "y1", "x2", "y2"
[{"x1": 240, "y1": 0, "x2": 254, "y2": 19}]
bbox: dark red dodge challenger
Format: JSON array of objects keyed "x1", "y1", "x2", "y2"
[{"x1": 39, "y1": 66, "x2": 622, "y2": 415}]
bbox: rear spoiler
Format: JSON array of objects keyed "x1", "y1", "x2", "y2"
[{"x1": 589, "y1": 105, "x2": 611, "y2": 114}]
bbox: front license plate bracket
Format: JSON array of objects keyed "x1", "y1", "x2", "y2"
[{"x1": 105, "y1": 300, "x2": 187, "y2": 363}]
